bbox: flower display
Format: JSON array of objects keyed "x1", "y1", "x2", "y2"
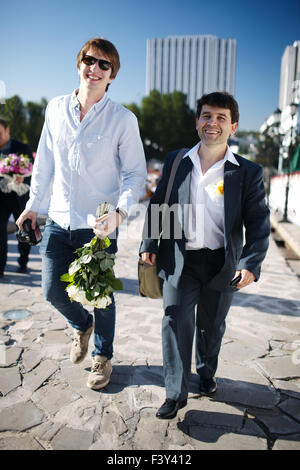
[
  {"x1": 60, "y1": 203, "x2": 123, "y2": 309},
  {"x1": 0, "y1": 153, "x2": 33, "y2": 176},
  {"x1": 0, "y1": 153, "x2": 33, "y2": 195}
]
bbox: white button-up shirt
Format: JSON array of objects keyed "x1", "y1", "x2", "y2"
[
  {"x1": 26, "y1": 90, "x2": 147, "y2": 229},
  {"x1": 184, "y1": 142, "x2": 239, "y2": 250}
]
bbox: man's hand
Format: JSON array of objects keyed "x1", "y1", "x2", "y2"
[
  {"x1": 141, "y1": 252, "x2": 157, "y2": 265},
  {"x1": 15, "y1": 176, "x2": 25, "y2": 184},
  {"x1": 16, "y1": 210, "x2": 38, "y2": 230},
  {"x1": 93, "y1": 211, "x2": 123, "y2": 238},
  {"x1": 233, "y1": 269, "x2": 255, "y2": 289}
]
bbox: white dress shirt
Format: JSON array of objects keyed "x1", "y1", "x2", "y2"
[
  {"x1": 26, "y1": 90, "x2": 147, "y2": 229},
  {"x1": 184, "y1": 142, "x2": 239, "y2": 250}
]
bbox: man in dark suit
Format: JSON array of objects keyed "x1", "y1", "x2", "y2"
[
  {"x1": 0, "y1": 118, "x2": 33, "y2": 278},
  {"x1": 140, "y1": 92, "x2": 270, "y2": 419}
]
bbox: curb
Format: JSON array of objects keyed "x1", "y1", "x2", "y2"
[{"x1": 270, "y1": 210, "x2": 300, "y2": 259}]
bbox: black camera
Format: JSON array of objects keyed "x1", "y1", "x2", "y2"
[{"x1": 16, "y1": 219, "x2": 42, "y2": 245}]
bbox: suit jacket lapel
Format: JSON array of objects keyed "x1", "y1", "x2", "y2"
[
  {"x1": 224, "y1": 160, "x2": 242, "y2": 244},
  {"x1": 176, "y1": 156, "x2": 193, "y2": 228}
]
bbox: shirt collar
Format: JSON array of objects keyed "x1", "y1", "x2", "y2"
[
  {"x1": 70, "y1": 89, "x2": 109, "y2": 113},
  {"x1": 183, "y1": 142, "x2": 240, "y2": 168},
  {"x1": 0, "y1": 139, "x2": 12, "y2": 154}
]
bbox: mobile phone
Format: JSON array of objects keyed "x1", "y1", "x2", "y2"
[{"x1": 230, "y1": 273, "x2": 242, "y2": 287}]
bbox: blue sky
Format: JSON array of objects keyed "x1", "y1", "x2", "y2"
[{"x1": 1, "y1": 0, "x2": 300, "y2": 130}]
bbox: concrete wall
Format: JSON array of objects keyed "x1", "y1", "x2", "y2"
[{"x1": 269, "y1": 172, "x2": 300, "y2": 226}]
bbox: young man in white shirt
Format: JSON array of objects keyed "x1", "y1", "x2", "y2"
[
  {"x1": 140, "y1": 92, "x2": 270, "y2": 419},
  {"x1": 17, "y1": 38, "x2": 147, "y2": 390}
]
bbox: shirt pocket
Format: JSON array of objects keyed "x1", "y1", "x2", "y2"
[
  {"x1": 85, "y1": 134, "x2": 112, "y2": 151},
  {"x1": 205, "y1": 183, "x2": 224, "y2": 208}
]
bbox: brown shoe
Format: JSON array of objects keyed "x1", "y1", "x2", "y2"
[
  {"x1": 87, "y1": 355, "x2": 112, "y2": 390},
  {"x1": 70, "y1": 324, "x2": 94, "y2": 364}
]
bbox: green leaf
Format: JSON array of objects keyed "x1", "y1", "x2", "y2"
[
  {"x1": 60, "y1": 272, "x2": 71, "y2": 282},
  {"x1": 88, "y1": 260, "x2": 99, "y2": 276},
  {"x1": 103, "y1": 237, "x2": 111, "y2": 248},
  {"x1": 69, "y1": 260, "x2": 81, "y2": 276},
  {"x1": 81, "y1": 254, "x2": 92, "y2": 264},
  {"x1": 90, "y1": 237, "x2": 98, "y2": 248},
  {"x1": 111, "y1": 278, "x2": 123, "y2": 290},
  {"x1": 86, "y1": 291, "x2": 93, "y2": 301},
  {"x1": 100, "y1": 258, "x2": 114, "y2": 271},
  {"x1": 94, "y1": 251, "x2": 106, "y2": 260}
]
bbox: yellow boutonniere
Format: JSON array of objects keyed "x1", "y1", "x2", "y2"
[{"x1": 215, "y1": 180, "x2": 224, "y2": 197}]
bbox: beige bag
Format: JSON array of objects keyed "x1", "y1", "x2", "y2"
[
  {"x1": 138, "y1": 148, "x2": 188, "y2": 298},
  {"x1": 138, "y1": 259, "x2": 163, "y2": 298}
]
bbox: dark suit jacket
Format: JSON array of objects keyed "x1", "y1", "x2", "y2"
[{"x1": 140, "y1": 148, "x2": 270, "y2": 292}]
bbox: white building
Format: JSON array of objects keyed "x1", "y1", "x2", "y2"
[
  {"x1": 146, "y1": 34, "x2": 236, "y2": 110},
  {"x1": 260, "y1": 40, "x2": 300, "y2": 172},
  {"x1": 279, "y1": 41, "x2": 300, "y2": 111}
]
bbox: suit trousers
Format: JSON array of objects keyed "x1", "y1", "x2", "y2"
[
  {"x1": 162, "y1": 248, "x2": 234, "y2": 401},
  {"x1": 0, "y1": 190, "x2": 31, "y2": 272}
]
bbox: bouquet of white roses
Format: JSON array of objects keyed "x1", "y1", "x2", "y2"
[
  {"x1": 0, "y1": 153, "x2": 33, "y2": 196},
  {"x1": 60, "y1": 203, "x2": 123, "y2": 309}
]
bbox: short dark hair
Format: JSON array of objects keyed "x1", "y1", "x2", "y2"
[
  {"x1": 196, "y1": 92, "x2": 239, "y2": 123},
  {"x1": 0, "y1": 117, "x2": 9, "y2": 129}
]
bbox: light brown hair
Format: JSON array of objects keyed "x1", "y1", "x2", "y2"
[{"x1": 76, "y1": 37, "x2": 120, "y2": 79}]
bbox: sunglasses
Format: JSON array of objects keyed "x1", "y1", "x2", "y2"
[{"x1": 81, "y1": 54, "x2": 113, "y2": 71}]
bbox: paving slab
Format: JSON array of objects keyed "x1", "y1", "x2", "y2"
[
  {"x1": 22, "y1": 359, "x2": 59, "y2": 392},
  {"x1": 256, "y1": 355, "x2": 300, "y2": 380},
  {"x1": 278, "y1": 397, "x2": 300, "y2": 422},
  {"x1": 248, "y1": 408, "x2": 300, "y2": 435},
  {"x1": 273, "y1": 434, "x2": 300, "y2": 450},
  {"x1": 22, "y1": 349, "x2": 42, "y2": 372},
  {"x1": 186, "y1": 428, "x2": 267, "y2": 450},
  {"x1": 0, "y1": 346, "x2": 23, "y2": 367},
  {"x1": 32, "y1": 382, "x2": 80, "y2": 414},
  {"x1": 0, "y1": 366, "x2": 21, "y2": 396},
  {"x1": 0, "y1": 434, "x2": 45, "y2": 450},
  {"x1": 135, "y1": 408, "x2": 169, "y2": 450},
  {"x1": 0, "y1": 401, "x2": 45, "y2": 431},
  {"x1": 50, "y1": 426, "x2": 94, "y2": 450}
]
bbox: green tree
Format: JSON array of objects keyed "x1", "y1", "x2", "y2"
[
  {"x1": 0, "y1": 95, "x2": 47, "y2": 152},
  {"x1": 256, "y1": 127, "x2": 281, "y2": 170},
  {"x1": 124, "y1": 90, "x2": 198, "y2": 160},
  {"x1": 25, "y1": 98, "x2": 47, "y2": 151},
  {"x1": 0, "y1": 95, "x2": 27, "y2": 142}
]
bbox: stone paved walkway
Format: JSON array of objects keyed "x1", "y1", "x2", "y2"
[{"x1": 0, "y1": 210, "x2": 300, "y2": 451}]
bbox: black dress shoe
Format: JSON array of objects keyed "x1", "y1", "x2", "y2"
[
  {"x1": 199, "y1": 377, "x2": 217, "y2": 394},
  {"x1": 156, "y1": 398, "x2": 187, "y2": 419}
]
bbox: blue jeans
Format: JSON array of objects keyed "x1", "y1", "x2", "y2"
[{"x1": 40, "y1": 219, "x2": 117, "y2": 359}]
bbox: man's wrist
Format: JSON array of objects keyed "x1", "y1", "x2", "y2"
[{"x1": 115, "y1": 207, "x2": 127, "y2": 220}]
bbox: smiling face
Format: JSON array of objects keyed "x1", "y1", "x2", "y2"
[
  {"x1": 78, "y1": 48, "x2": 114, "y2": 93},
  {"x1": 196, "y1": 104, "x2": 238, "y2": 147}
]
